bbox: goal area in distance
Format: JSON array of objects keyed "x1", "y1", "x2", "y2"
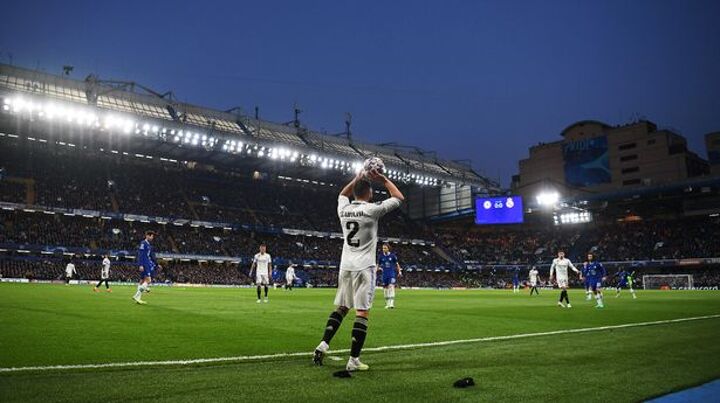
[{"x1": 642, "y1": 274, "x2": 693, "y2": 290}]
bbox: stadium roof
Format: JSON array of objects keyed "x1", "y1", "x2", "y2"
[{"x1": 0, "y1": 63, "x2": 500, "y2": 192}]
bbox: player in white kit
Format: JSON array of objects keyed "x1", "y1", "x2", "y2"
[
  {"x1": 313, "y1": 169, "x2": 404, "y2": 373},
  {"x1": 528, "y1": 266, "x2": 541, "y2": 295},
  {"x1": 549, "y1": 250, "x2": 580, "y2": 308},
  {"x1": 65, "y1": 261, "x2": 76, "y2": 285},
  {"x1": 285, "y1": 262, "x2": 297, "y2": 291},
  {"x1": 93, "y1": 255, "x2": 112, "y2": 292},
  {"x1": 249, "y1": 244, "x2": 272, "y2": 303}
]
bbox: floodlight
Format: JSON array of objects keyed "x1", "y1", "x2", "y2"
[{"x1": 536, "y1": 192, "x2": 560, "y2": 206}]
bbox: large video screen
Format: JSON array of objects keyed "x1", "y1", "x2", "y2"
[
  {"x1": 563, "y1": 136, "x2": 611, "y2": 187},
  {"x1": 475, "y1": 196, "x2": 524, "y2": 225}
]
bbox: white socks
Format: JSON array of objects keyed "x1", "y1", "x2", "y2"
[
  {"x1": 134, "y1": 283, "x2": 148, "y2": 300},
  {"x1": 385, "y1": 287, "x2": 395, "y2": 307}
]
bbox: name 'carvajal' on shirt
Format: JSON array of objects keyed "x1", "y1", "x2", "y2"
[{"x1": 340, "y1": 211, "x2": 367, "y2": 218}]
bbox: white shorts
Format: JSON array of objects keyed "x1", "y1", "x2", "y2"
[
  {"x1": 256, "y1": 274, "x2": 269, "y2": 285},
  {"x1": 530, "y1": 280, "x2": 537, "y2": 287},
  {"x1": 334, "y1": 267, "x2": 376, "y2": 311},
  {"x1": 557, "y1": 277, "x2": 569, "y2": 288},
  {"x1": 285, "y1": 276, "x2": 294, "y2": 284}
]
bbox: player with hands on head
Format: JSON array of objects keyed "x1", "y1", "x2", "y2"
[{"x1": 313, "y1": 160, "x2": 404, "y2": 373}]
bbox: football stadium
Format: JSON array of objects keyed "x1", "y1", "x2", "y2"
[{"x1": 1, "y1": 2, "x2": 719, "y2": 402}]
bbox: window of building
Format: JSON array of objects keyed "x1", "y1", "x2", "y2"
[
  {"x1": 621, "y1": 166, "x2": 639, "y2": 174},
  {"x1": 618, "y1": 142, "x2": 637, "y2": 151},
  {"x1": 620, "y1": 154, "x2": 638, "y2": 162},
  {"x1": 623, "y1": 178, "x2": 641, "y2": 186}
]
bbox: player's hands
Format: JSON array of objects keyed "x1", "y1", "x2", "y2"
[{"x1": 366, "y1": 168, "x2": 387, "y2": 183}]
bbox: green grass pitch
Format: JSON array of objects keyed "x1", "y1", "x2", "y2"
[{"x1": 0, "y1": 283, "x2": 719, "y2": 402}]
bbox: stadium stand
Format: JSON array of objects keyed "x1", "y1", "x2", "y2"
[{"x1": 1, "y1": 63, "x2": 719, "y2": 288}]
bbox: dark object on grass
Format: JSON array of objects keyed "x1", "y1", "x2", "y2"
[
  {"x1": 333, "y1": 370, "x2": 352, "y2": 378},
  {"x1": 453, "y1": 377, "x2": 475, "y2": 388}
]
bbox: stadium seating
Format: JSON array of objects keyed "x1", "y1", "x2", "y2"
[
  {"x1": 0, "y1": 209, "x2": 447, "y2": 268},
  {"x1": 0, "y1": 141, "x2": 420, "y2": 237},
  {"x1": 2, "y1": 140, "x2": 720, "y2": 287}
]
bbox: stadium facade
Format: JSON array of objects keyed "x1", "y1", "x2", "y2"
[
  {"x1": 512, "y1": 119, "x2": 713, "y2": 204},
  {"x1": 1, "y1": 63, "x2": 719, "y2": 289}
]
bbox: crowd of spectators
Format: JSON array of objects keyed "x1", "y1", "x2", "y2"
[
  {"x1": 0, "y1": 142, "x2": 420, "y2": 237},
  {"x1": 0, "y1": 210, "x2": 444, "y2": 268},
  {"x1": 3, "y1": 141, "x2": 720, "y2": 289},
  {"x1": 437, "y1": 216, "x2": 720, "y2": 265}
]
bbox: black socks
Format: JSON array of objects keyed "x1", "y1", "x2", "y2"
[
  {"x1": 559, "y1": 290, "x2": 570, "y2": 303},
  {"x1": 322, "y1": 310, "x2": 346, "y2": 344},
  {"x1": 350, "y1": 316, "x2": 369, "y2": 358}
]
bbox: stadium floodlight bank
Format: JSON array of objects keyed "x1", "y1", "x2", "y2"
[
  {"x1": 642, "y1": 274, "x2": 694, "y2": 290},
  {"x1": 0, "y1": 63, "x2": 501, "y2": 192}
]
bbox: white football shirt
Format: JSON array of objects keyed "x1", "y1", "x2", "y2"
[
  {"x1": 529, "y1": 268, "x2": 539, "y2": 283},
  {"x1": 286, "y1": 266, "x2": 295, "y2": 280},
  {"x1": 101, "y1": 258, "x2": 111, "y2": 279},
  {"x1": 338, "y1": 195, "x2": 402, "y2": 271},
  {"x1": 253, "y1": 253, "x2": 272, "y2": 276},
  {"x1": 65, "y1": 263, "x2": 76, "y2": 277},
  {"x1": 550, "y1": 258, "x2": 578, "y2": 279}
]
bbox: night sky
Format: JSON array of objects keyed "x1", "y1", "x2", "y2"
[{"x1": 2, "y1": 0, "x2": 718, "y2": 186}]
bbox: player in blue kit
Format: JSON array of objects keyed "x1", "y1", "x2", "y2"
[
  {"x1": 377, "y1": 243, "x2": 402, "y2": 309},
  {"x1": 615, "y1": 269, "x2": 638, "y2": 299},
  {"x1": 615, "y1": 269, "x2": 627, "y2": 297},
  {"x1": 132, "y1": 230, "x2": 159, "y2": 305},
  {"x1": 512, "y1": 267, "x2": 520, "y2": 293},
  {"x1": 581, "y1": 253, "x2": 607, "y2": 308}
]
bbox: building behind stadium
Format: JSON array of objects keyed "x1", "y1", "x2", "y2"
[{"x1": 512, "y1": 119, "x2": 716, "y2": 201}]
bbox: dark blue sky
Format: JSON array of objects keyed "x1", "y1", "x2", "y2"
[{"x1": 2, "y1": 0, "x2": 719, "y2": 185}]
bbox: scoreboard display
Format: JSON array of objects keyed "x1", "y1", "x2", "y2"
[{"x1": 474, "y1": 196, "x2": 524, "y2": 225}]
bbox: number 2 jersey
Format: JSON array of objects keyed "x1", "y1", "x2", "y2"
[{"x1": 338, "y1": 195, "x2": 402, "y2": 271}]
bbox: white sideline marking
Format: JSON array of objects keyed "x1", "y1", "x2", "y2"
[{"x1": 1, "y1": 314, "x2": 718, "y2": 374}]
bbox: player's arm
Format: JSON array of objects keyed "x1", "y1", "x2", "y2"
[
  {"x1": 268, "y1": 259, "x2": 273, "y2": 278},
  {"x1": 369, "y1": 170, "x2": 405, "y2": 202},
  {"x1": 396, "y1": 262, "x2": 403, "y2": 277},
  {"x1": 549, "y1": 261, "x2": 556, "y2": 281},
  {"x1": 249, "y1": 260, "x2": 256, "y2": 278},
  {"x1": 339, "y1": 171, "x2": 363, "y2": 198},
  {"x1": 569, "y1": 260, "x2": 580, "y2": 275},
  {"x1": 137, "y1": 243, "x2": 145, "y2": 270}
]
